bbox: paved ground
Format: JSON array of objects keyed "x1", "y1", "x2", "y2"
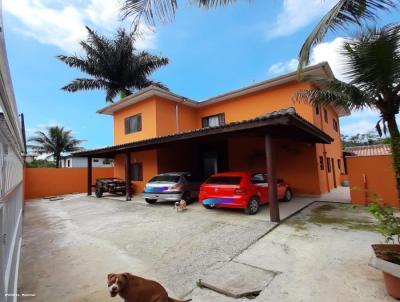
[
  {"x1": 191, "y1": 202, "x2": 394, "y2": 302},
  {"x1": 19, "y1": 192, "x2": 392, "y2": 302},
  {"x1": 19, "y1": 194, "x2": 278, "y2": 301},
  {"x1": 104, "y1": 193, "x2": 319, "y2": 222}
]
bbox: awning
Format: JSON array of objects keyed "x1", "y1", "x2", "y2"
[{"x1": 73, "y1": 107, "x2": 333, "y2": 158}]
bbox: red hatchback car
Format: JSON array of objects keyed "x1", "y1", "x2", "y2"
[{"x1": 199, "y1": 172, "x2": 292, "y2": 215}]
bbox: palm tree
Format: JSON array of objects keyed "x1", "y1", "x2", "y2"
[
  {"x1": 29, "y1": 126, "x2": 83, "y2": 168},
  {"x1": 299, "y1": 0, "x2": 396, "y2": 69},
  {"x1": 121, "y1": 0, "x2": 396, "y2": 69},
  {"x1": 295, "y1": 24, "x2": 400, "y2": 203},
  {"x1": 58, "y1": 26, "x2": 169, "y2": 102}
]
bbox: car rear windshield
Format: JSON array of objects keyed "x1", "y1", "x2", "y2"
[
  {"x1": 204, "y1": 176, "x2": 242, "y2": 185},
  {"x1": 149, "y1": 175, "x2": 180, "y2": 183}
]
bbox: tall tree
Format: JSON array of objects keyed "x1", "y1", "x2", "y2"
[
  {"x1": 58, "y1": 26, "x2": 169, "y2": 102},
  {"x1": 341, "y1": 132, "x2": 391, "y2": 147},
  {"x1": 29, "y1": 126, "x2": 83, "y2": 168},
  {"x1": 121, "y1": 0, "x2": 396, "y2": 70},
  {"x1": 295, "y1": 24, "x2": 400, "y2": 204}
]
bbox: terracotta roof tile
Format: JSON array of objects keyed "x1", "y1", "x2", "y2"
[{"x1": 344, "y1": 144, "x2": 391, "y2": 157}]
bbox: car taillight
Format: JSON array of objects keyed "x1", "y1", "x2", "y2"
[{"x1": 234, "y1": 187, "x2": 247, "y2": 194}]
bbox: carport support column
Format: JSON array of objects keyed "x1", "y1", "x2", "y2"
[
  {"x1": 125, "y1": 151, "x2": 132, "y2": 201},
  {"x1": 87, "y1": 156, "x2": 92, "y2": 196},
  {"x1": 265, "y1": 135, "x2": 280, "y2": 223}
]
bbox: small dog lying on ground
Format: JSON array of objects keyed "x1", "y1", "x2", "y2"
[
  {"x1": 174, "y1": 200, "x2": 187, "y2": 212},
  {"x1": 107, "y1": 273, "x2": 191, "y2": 302}
]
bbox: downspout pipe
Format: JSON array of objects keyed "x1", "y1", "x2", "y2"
[{"x1": 175, "y1": 98, "x2": 187, "y2": 134}]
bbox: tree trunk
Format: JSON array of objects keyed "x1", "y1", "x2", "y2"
[
  {"x1": 387, "y1": 116, "x2": 400, "y2": 208},
  {"x1": 55, "y1": 155, "x2": 60, "y2": 168}
]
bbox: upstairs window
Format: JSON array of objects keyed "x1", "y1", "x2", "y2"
[
  {"x1": 202, "y1": 113, "x2": 225, "y2": 128},
  {"x1": 125, "y1": 114, "x2": 142, "y2": 134},
  {"x1": 333, "y1": 119, "x2": 338, "y2": 132},
  {"x1": 315, "y1": 106, "x2": 320, "y2": 115},
  {"x1": 131, "y1": 162, "x2": 143, "y2": 181},
  {"x1": 323, "y1": 108, "x2": 328, "y2": 123}
]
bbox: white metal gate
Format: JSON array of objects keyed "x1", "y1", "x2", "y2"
[
  {"x1": 0, "y1": 118, "x2": 23, "y2": 301},
  {"x1": 0, "y1": 3, "x2": 25, "y2": 301}
]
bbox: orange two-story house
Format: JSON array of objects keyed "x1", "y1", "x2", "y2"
[{"x1": 75, "y1": 62, "x2": 348, "y2": 213}]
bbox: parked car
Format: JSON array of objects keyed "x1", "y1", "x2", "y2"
[
  {"x1": 143, "y1": 172, "x2": 201, "y2": 204},
  {"x1": 198, "y1": 172, "x2": 292, "y2": 215}
]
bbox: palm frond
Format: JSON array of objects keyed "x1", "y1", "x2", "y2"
[
  {"x1": 106, "y1": 88, "x2": 120, "y2": 103},
  {"x1": 61, "y1": 78, "x2": 110, "y2": 92},
  {"x1": 56, "y1": 55, "x2": 97, "y2": 76},
  {"x1": 122, "y1": 0, "x2": 178, "y2": 25},
  {"x1": 298, "y1": 0, "x2": 396, "y2": 70},
  {"x1": 28, "y1": 126, "x2": 83, "y2": 161},
  {"x1": 121, "y1": 0, "x2": 240, "y2": 25},
  {"x1": 196, "y1": 0, "x2": 238, "y2": 8},
  {"x1": 58, "y1": 26, "x2": 168, "y2": 102},
  {"x1": 294, "y1": 77, "x2": 373, "y2": 111},
  {"x1": 340, "y1": 24, "x2": 400, "y2": 96}
]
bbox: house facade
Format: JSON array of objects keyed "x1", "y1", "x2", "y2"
[{"x1": 77, "y1": 62, "x2": 348, "y2": 201}]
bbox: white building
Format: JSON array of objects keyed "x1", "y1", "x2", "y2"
[{"x1": 60, "y1": 155, "x2": 113, "y2": 168}]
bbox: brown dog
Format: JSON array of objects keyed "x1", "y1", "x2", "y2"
[{"x1": 107, "y1": 273, "x2": 192, "y2": 302}]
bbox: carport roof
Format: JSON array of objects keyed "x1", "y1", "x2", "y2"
[{"x1": 73, "y1": 107, "x2": 333, "y2": 158}]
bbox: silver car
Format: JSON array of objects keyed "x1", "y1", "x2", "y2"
[{"x1": 143, "y1": 172, "x2": 201, "y2": 204}]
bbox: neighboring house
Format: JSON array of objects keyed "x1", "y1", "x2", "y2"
[
  {"x1": 60, "y1": 155, "x2": 113, "y2": 168},
  {"x1": 0, "y1": 6, "x2": 25, "y2": 300},
  {"x1": 24, "y1": 153, "x2": 36, "y2": 164},
  {"x1": 344, "y1": 145, "x2": 397, "y2": 207},
  {"x1": 74, "y1": 62, "x2": 348, "y2": 212}
]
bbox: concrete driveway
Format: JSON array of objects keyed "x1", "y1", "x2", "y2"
[
  {"x1": 19, "y1": 194, "x2": 281, "y2": 301},
  {"x1": 19, "y1": 193, "x2": 391, "y2": 302}
]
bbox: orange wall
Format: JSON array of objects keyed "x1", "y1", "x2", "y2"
[
  {"x1": 228, "y1": 137, "x2": 321, "y2": 195},
  {"x1": 347, "y1": 155, "x2": 398, "y2": 208},
  {"x1": 314, "y1": 104, "x2": 343, "y2": 193},
  {"x1": 114, "y1": 150, "x2": 158, "y2": 193},
  {"x1": 24, "y1": 168, "x2": 114, "y2": 200},
  {"x1": 113, "y1": 97, "x2": 157, "y2": 145},
  {"x1": 155, "y1": 97, "x2": 197, "y2": 136},
  {"x1": 196, "y1": 82, "x2": 315, "y2": 125},
  {"x1": 113, "y1": 96, "x2": 198, "y2": 145}
]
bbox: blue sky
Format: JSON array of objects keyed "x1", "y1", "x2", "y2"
[{"x1": 3, "y1": 0, "x2": 399, "y2": 149}]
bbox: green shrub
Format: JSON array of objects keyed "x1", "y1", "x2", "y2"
[
  {"x1": 367, "y1": 202, "x2": 400, "y2": 244},
  {"x1": 26, "y1": 159, "x2": 56, "y2": 168}
]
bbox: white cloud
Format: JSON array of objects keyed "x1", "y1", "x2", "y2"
[
  {"x1": 266, "y1": 37, "x2": 351, "y2": 81},
  {"x1": 311, "y1": 37, "x2": 352, "y2": 82},
  {"x1": 267, "y1": 0, "x2": 337, "y2": 38},
  {"x1": 4, "y1": 0, "x2": 156, "y2": 53},
  {"x1": 268, "y1": 58, "x2": 298, "y2": 75},
  {"x1": 340, "y1": 119, "x2": 378, "y2": 136}
]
